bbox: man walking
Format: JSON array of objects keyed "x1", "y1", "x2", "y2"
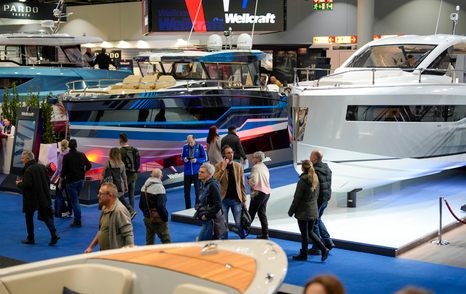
[
  {"x1": 221, "y1": 126, "x2": 247, "y2": 163},
  {"x1": 85, "y1": 182, "x2": 134, "y2": 252},
  {"x1": 308, "y1": 150, "x2": 335, "y2": 255},
  {"x1": 119, "y1": 133, "x2": 140, "y2": 212},
  {"x1": 181, "y1": 135, "x2": 207, "y2": 209},
  {"x1": 214, "y1": 145, "x2": 247, "y2": 239},
  {"x1": 17, "y1": 150, "x2": 59, "y2": 246},
  {"x1": 61, "y1": 139, "x2": 92, "y2": 228}
]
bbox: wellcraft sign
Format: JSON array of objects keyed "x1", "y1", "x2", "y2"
[
  {"x1": 145, "y1": 0, "x2": 285, "y2": 33},
  {"x1": 0, "y1": 2, "x2": 63, "y2": 20}
]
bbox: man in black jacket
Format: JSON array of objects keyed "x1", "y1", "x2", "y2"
[
  {"x1": 308, "y1": 150, "x2": 335, "y2": 255},
  {"x1": 61, "y1": 139, "x2": 92, "y2": 227},
  {"x1": 220, "y1": 126, "x2": 246, "y2": 162},
  {"x1": 17, "y1": 150, "x2": 59, "y2": 246}
]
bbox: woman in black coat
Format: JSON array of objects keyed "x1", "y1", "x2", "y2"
[{"x1": 288, "y1": 160, "x2": 329, "y2": 262}]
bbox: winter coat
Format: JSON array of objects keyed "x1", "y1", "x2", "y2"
[
  {"x1": 196, "y1": 177, "x2": 222, "y2": 221},
  {"x1": 139, "y1": 177, "x2": 168, "y2": 222},
  {"x1": 213, "y1": 161, "x2": 247, "y2": 202},
  {"x1": 181, "y1": 143, "x2": 207, "y2": 176},
  {"x1": 99, "y1": 200, "x2": 134, "y2": 249},
  {"x1": 314, "y1": 161, "x2": 332, "y2": 205},
  {"x1": 288, "y1": 173, "x2": 320, "y2": 221},
  {"x1": 18, "y1": 160, "x2": 51, "y2": 213},
  {"x1": 207, "y1": 137, "x2": 223, "y2": 165}
]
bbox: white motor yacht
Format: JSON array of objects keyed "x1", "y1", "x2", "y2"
[{"x1": 291, "y1": 34, "x2": 466, "y2": 193}]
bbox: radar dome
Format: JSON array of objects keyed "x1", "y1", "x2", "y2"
[
  {"x1": 207, "y1": 34, "x2": 223, "y2": 51},
  {"x1": 237, "y1": 33, "x2": 252, "y2": 50}
]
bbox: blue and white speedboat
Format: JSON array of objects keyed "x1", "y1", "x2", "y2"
[
  {"x1": 0, "y1": 33, "x2": 130, "y2": 98},
  {"x1": 62, "y1": 49, "x2": 291, "y2": 182}
]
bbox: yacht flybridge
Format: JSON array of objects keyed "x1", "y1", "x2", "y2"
[{"x1": 292, "y1": 34, "x2": 466, "y2": 193}]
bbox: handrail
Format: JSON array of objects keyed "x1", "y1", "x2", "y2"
[{"x1": 293, "y1": 66, "x2": 466, "y2": 87}]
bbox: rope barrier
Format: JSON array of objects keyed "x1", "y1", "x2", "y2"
[{"x1": 443, "y1": 199, "x2": 466, "y2": 224}]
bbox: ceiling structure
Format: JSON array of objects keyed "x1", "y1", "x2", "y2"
[{"x1": 36, "y1": 0, "x2": 141, "y2": 6}]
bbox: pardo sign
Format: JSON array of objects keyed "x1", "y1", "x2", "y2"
[
  {"x1": 0, "y1": 2, "x2": 59, "y2": 20},
  {"x1": 3, "y1": 4, "x2": 39, "y2": 14}
]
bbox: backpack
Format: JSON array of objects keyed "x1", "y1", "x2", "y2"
[
  {"x1": 122, "y1": 146, "x2": 140, "y2": 174},
  {"x1": 103, "y1": 162, "x2": 123, "y2": 192}
]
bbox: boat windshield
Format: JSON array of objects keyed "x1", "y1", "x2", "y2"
[{"x1": 346, "y1": 44, "x2": 436, "y2": 68}]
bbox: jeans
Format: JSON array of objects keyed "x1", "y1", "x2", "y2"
[
  {"x1": 183, "y1": 174, "x2": 200, "y2": 209},
  {"x1": 54, "y1": 186, "x2": 72, "y2": 217},
  {"x1": 297, "y1": 219, "x2": 326, "y2": 252},
  {"x1": 248, "y1": 192, "x2": 270, "y2": 236},
  {"x1": 312, "y1": 201, "x2": 333, "y2": 248},
  {"x1": 66, "y1": 180, "x2": 83, "y2": 223},
  {"x1": 126, "y1": 175, "x2": 137, "y2": 209},
  {"x1": 143, "y1": 217, "x2": 171, "y2": 244},
  {"x1": 25, "y1": 210, "x2": 56, "y2": 240},
  {"x1": 198, "y1": 220, "x2": 213, "y2": 241},
  {"x1": 222, "y1": 198, "x2": 244, "y2": 239}
]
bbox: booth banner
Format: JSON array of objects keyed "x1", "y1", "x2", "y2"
[
  {"x1": 146, "y1": 0, "x2": 285, "y2": 33},
  {"x1": 0, "y1": 2, "x2": 65, "y2": 20}
]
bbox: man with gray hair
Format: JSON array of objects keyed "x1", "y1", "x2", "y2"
[
  {"x1": 181, "y1": 134, "x2": 207, "y2": 209},
  {"x1": 196, "y1": 162, "x2": 225, "y2": 241},
  {"x1": 16, "y1": 150, "x2": 59, "y2": 246},
  {"x1": 85, "y1": 182, "x2": 134, "y2": 252},
  {"x1": 308, "y1": 149, "x2": 335, "y2": 255},
  {"x1": 139, "y1": 168, "x2": 171, "y2": 245},
  {"x1": 248, "y1": 151, "x2": 271, "y2": 239}
]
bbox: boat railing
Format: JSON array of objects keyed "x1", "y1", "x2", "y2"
[
  {"x1": 65, "y1": 78, "x2": 126, "y2": 94},
  {"x1": 293, "y1": 67, "x2": 466, "y2": 87}
]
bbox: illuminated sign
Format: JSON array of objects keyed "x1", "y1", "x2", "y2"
[
  {"x1": 313, "y1": 36, "x2": 335, "y2": 44},
  {"x1": 373, "y1": 34, "x2": 400, "y2": 40},
  {"x1": 312, "y1": 0, "x2": 333, "y2": 11},
  {"x1": 0, "y1": 2, "x2": 65, "y2": 20},
  {"x1": 146, "y1": 0, "x2": 285, "y2": 33},
  {"x1": 335, "y1": 35, "x2": 357, "y2": 44}
]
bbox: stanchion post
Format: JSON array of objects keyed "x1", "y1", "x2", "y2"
[{"x1": 432, "y1": 196, "x2": 450, "y2": 246}]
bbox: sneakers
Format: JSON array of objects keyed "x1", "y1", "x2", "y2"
[
  {"x1": 308, "y1": 248, "x2": 321, "y2": 255},
  {"x1": 21, "y1": 239, "x2": 35, "y2": 245},
  {"x1": 130, "y1": 211, "x2": 137, "y2": 220},
  {"x1": 49, "y1": 235, "x2": 60, "y2": 246},
  {"x1": 70, "y1": 220, "x2": 82, "y2": 228}
]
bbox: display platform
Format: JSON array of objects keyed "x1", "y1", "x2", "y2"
[{"x1": 172, "y1": 165, "x2": 466, "y2": 257}]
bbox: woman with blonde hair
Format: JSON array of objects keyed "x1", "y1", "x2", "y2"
[
  {"x1": 51, "y1": 139, "x2": 72, "y2": 217},
  {"x1": 288, "y1": 160, "x2": 329, "y2": 262},
  {"x1": 102, "y1": 148, "x2": 135, "y2": 218}
]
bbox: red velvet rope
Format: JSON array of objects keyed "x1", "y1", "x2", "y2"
[{"x1": 443, "y1": 199, "x2": 466, "y2": 224}]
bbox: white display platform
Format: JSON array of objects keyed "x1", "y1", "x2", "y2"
[{"x1": 172, "y1": 167, "x2": 466, "y2": 256}]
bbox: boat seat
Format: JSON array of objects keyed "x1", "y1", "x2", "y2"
[
  {"x1": 0, "y1": 281, "x2": 8, "y2": 294},
  {"x1": 0, "y1": 263, "x2": 134, "y2": 294},
  {"x1": 172, "y1": 283, "x2": 229, "y2": 294},
  {"x1": 111, "y1": 75, "x2": 141, "y2": 90},
  {"x1": 156, "y1": 75, "x2": 176, "y2": 89},
  {"x1": 139, "y1": 75, "x2": 159, "y2": 90}
]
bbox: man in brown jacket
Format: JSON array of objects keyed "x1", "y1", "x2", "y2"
[{"x1": 214, "y1": 145, "x2": 247, "y2": 239}]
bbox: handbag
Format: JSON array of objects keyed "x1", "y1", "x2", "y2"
[
  {"x1": 144, "y1": 184, "x2": 164, "y2": 224},
  {"x1": 241, "y1": 205, "x2": 252, "y2": 236}
]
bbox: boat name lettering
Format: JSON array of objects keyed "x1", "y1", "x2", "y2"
[
  {"x1": 21, "y1": 112, "x2": 34, "y2": 117},
  {"x1": 225, "y1": 13, "x2": 276, "y2": 24},
  {"x1": 3, "y1": 4, "x2": 39, "y2": 14}
]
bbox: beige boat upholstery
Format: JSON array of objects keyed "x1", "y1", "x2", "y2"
[
  {"x1": 139, "y1": 74, "x2": 159, "y2": 90},
  {"x1": 155, "y1": 75, "x2": 176, "y2": 89},
  {"x1": 173, "y1": 283, "x2": 228, "y2": 294},
  {"x1": 0, "y1": 263, "x2": 134, "y2": 294},
  {"x1": 0, "y1": 281, "x2": 8, "y2": 294},
  {"x1": 97, "y1": 246, "x2": 256, "y2": 293}
]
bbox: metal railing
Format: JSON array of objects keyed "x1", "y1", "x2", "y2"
[{"x1": 293, "y1": 67, "x2": 466, "y2": 87}]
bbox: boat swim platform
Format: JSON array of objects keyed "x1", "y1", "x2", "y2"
[{"x1": 171, "y1": 165, "x2": 466, "y2": 257}]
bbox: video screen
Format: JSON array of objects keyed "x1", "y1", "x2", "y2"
[{"x1": 12, "y1": 119, "x2": 36, "y2": 170}]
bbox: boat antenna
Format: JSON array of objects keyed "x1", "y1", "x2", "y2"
[
  {"x1": 187, "y1": 0, "x2": 203, "y2": 48},
  {"x1": 451, "y1": 5, "x2": 460, "y2": 35},
  {"x1": 250, "y1": 0, "x2": 259, "y2": 44},
  {"x1": 434, "y1": 0, "x2": 443, "y2": 34}
]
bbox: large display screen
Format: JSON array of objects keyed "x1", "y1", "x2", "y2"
[
  {"x1": 146, "y1": 0, "x2": 285, "y2": 33},
  {"x1": 11, "y1": 119, "x2": 36, "y2": 171}
]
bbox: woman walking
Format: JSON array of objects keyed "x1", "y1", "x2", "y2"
[
  {"x1": 206, "y1": 125, "x2": 223, "y2": 165},
  {"x1": 288, "y1": 160, "x2": 329, "y2": 262}
]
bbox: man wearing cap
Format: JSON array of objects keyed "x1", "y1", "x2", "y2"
[{"x1": 221, "y1": 125, "x2": 247, "y2": 163}]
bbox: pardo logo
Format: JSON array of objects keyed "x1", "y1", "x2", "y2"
[
  {"x1": 222, "y1": 0, "x2": 276, "y2": 24},
  {"x1": 3, "y1": 4, "x2": 39, "y2": 14}
]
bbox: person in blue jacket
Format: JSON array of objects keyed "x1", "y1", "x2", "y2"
[{"x1": 181, "y1": 135, "x2": 207, "y2": 209}]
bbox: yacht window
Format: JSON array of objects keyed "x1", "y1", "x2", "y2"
[
  {"x1": 346, "y1": 44, "x2": 436, "y2": 68},
  {"x1": 0, "y1": 46, "x2": 21, "y2": 64}
]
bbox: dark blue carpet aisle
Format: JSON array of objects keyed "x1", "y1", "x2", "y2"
[{"x1": 1, "y1": 165, "x2": 466, "y2": 293}]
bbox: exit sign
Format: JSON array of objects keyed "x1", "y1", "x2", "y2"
[{"x1": 313, "y1": 0, "x2": 333, "y2": 11}]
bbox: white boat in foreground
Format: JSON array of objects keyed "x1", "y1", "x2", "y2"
[
  {"x1": 0, "y1": 240, "x2": 287, "y2": 294},
  {"x1": 292, "y1": 34, "x2": 466, "y2": 193}
]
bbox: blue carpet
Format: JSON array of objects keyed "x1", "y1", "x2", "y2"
[{"x1": 1, "y1": 165, "x2": 466, "y2": 293}]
